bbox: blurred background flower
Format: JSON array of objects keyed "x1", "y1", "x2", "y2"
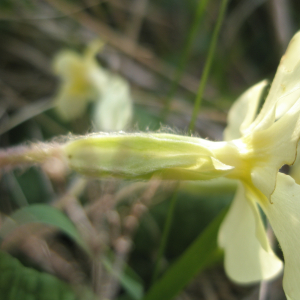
[{"x1": 53, "y1": 40, "x2": 133, "y2": 131}]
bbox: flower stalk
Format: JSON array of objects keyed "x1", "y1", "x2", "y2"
[{"x1": 0, "y1": 143, "x2": 63, "y2": 169}]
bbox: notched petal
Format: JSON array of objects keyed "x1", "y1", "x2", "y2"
[
  {"x1": 262, "y1": 173, "x2": 300, "y2": 300},
  {"x1": 218, "y1": 184, "x2": 283, "y2": 284},
  {"x1": 224, "y1": 80, "x2": 268, "y2": 141},
  {"x1": 249, "y1": 31, "x2": 300, "y2": 131}
]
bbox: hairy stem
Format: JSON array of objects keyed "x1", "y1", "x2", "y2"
[{"x1": 0, "y1": 143, "x2": 63, "y2": 169}]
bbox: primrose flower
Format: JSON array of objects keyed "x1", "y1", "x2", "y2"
[
  {"x1": 217, "y1": 32, "x2": 300, "y2": 299},
  {"x1": 53, "y1": 41, "x2": 133, "y2": 131},
  {"x1": 62, "y1": 32, "x2": 300, "y2": 300},
  {"x1": 53, "y1": 40, "x2": 107, "y2": 121}
]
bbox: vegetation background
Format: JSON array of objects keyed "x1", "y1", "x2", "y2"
[{"x1": 0, "y1": 0, "x2": 299, "y2": 299}]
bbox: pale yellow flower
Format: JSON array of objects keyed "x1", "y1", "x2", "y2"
[
  {"x1": 53, "y1": 40, "x2": 107, "y2": 121},
  {"x1": 53, "y1": 41, "x2": 132, "y2": 130},
  {"x1": 62, "y1": 32, "x2": 300, "y2": 300},
  {"x1": 218, "y1": 31, "x2": 300, "y2": 300}
]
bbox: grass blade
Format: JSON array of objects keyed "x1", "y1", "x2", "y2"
[
  {"x1": 189, "y1": 0, "x2": 229, "y2": 132},
  {"x1": 161, "y1": 0, "x2": 212, "y2": 120},
  {"x1": 142, "y1": 208, "x2": 227, "y2": 300},
  {"x1": 0, "y1": 204, "x2": 89, "y2": 253}
]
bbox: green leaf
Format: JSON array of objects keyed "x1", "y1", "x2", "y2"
[
  {"x1": 142, "y1": 208, "x2": 228, "y2": 300},
  {"x1": 0, "y1": 204, "x2": 89, "y2": 253},
  {"x1": 103, "y1": 257, "x2": 144, "y2": 300},
  {"x1": 0, "y1": 251, "x2": 78, "y2": 300}
]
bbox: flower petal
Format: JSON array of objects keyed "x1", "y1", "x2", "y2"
[
  {"x1": 289, "y1": 147, "x2": 300, "y2": 184},
  {"x1": 53, "y1": 50, "x2": 83, "y2": 78},
  {"x1": 53, "y1": 42, "x2": 107, "y2": 121},
  {"x1": 218, "y1": 183, "x2": 283, "y2": 284},
  {"x1": 247, "y1": 31, "x2": 300, "y2": 133},
  {"x1": 248, "y1": 100, "x2": 300, "y2": 199},
  {"x1": 262, "y1": 173, "x2": 300, "y2": 300},
  {"x1": 55, "y1": 90, "x2": 93, "y2": 121},
  {"x1": 224, "y1": 80, "x2": 268, "y2": 141},
  {"x1": 93, "y1": 75, "x2": 133, "y2": 131}
]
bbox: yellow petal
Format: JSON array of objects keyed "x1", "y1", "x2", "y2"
[
  {"x1": 63, "y1": 133, "x2": 234, "y2": 180},
  {"x1": 220, "y1": 32, "x2": 300, "y2": 202},
  {"x1": 84, "y1": 40, "x2": 105, "y2": 62},
  {"x1": 53, "y1": 50, "x2": 83, "y2": 78},
  {"x1": 289, "y1": 146, "x2": 300, "y2": 184},
  {"x1": 224, "y1": 80, "x2": 268, "y2": 141},
  {"x1": 247, "y1": 99, "x2": 300, "y2": 199},
  {"x1": 247, "y1": 31, "x2": 300, "y2": 134},
  {"x1": 83, "y1": 40, "x2": 108, "y2": 91},
  {"x1": 261, "y1": 173, "x2": 300, "y2": 300},
  {"x1": 55, "y1": 90, "x2": 93, "y2": 121},
  {"x1": 218, "y1": 183, "x2": 283, "y2": 284},
  {"x1": 53, "y1": 42, "x2": 108, "y2": 121},
  {"x1": 93, "y1": 75, "x2": 132, "y2": 131}
]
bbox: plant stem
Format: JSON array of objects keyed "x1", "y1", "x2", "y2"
[
  {"x1": 161, "y1": 0, "x2": 211, "y2": 121},
  {"x1": 188, "y1": 0, "x2": 229, "y2": 132},
  {"x1": 151, "y1": 183, "x2": 180, "y2": 284},
  {"x1": 0, "y1": 143, "x2": 63, "y2": 169}
]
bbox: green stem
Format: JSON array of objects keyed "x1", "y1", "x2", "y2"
[
  {"x1": 188, "y1": 0, "x2": 229, "y2": 132},
  {"x1": 161, "y1": 0, "x2": 211, "y2": 121},
  {"x1": 151, "y1": 184, "x2": 180, "y2": 284}
]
